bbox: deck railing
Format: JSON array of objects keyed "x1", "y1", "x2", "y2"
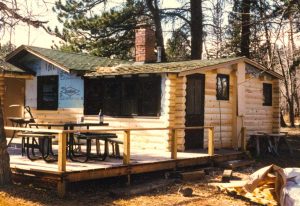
[{"x1": 5, "y1": 126, "x2": 217, "y2": 172}]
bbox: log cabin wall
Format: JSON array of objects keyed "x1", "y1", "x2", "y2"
[
  {"x1": 0, "y1": 76, "x2": 5, "y2": 119},
  {"x1": 272, "y1": 79, "x2": 280, "y2": 133},
  {"x1": 29, "y1": 73, "x2": 172, "y2": 151},
  {"x1": 24, "y1": 60, "x2": 281, "y2": 152},
  {"x1": 243, "y1": 74, "x2": 280, "y2": 137},
  {"x1": 202, "y1": 68, "x2": 235, "y2": 149}
]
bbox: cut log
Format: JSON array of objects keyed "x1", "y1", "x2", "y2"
[
  {"x1": 180, "y1": 170, "x2": 206, "y2": 181},
  {"x1": 221, "y1": 169, "x2": 233, "y2": 183}
]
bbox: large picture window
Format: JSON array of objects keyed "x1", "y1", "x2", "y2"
[
  {"x1": 37, "y1": 75, "x2": 58, "y2": 110},
  {"x1": 84, "y1": 75, "x2": 161, "y2": 116},
  {"x1": 216, "y1": 74, "x2": 229, "y2": 100},
  {"x1": 263, "y1": 83, "x2": 272, "y2": 106}
]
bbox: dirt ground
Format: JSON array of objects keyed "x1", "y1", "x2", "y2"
[{"x1": 1, "y1": 129, "x2": 300, "y2": 206}]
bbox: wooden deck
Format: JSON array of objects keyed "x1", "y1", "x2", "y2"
[
  {"x1": 5, "y1": 126, "x2": 247, "y2": 197},
  {"x1": 9, "y1": 146, "x2": 243, "y2": 173},
  {"x1": 8, "y1": 146, "x2": 244, "y2": 194}
]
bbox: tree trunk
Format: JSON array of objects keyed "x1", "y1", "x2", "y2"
[
  {"x1": 258, "y1": 0, "x2": 273, "y2": 68},
  {"x1": 288, "y1": 99, "x2": 295, "y2": 127},
  {"x1": 0, "y1": 98, "x2": 11, "y2": 185},
  {"x1": 280, "y1": 110, "x2": 287, "y2": 127},
  {"x1": 190, "y1": 0, "x2": 203, "y2": 59},
  {"x1": 241, "y1": 0, "x2": 250, "y2": 58},
  {"x1": 146, "y1": 0, "x2": 167, "y2": 62}
]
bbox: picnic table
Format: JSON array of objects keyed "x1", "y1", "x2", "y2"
[
  {"x1": 76, "y1": 132, "x2": 118, "y2": 162},
  {"x1": 7, "y1": 117, "x2": 35, "y2": 145},
  {"x1": 249, "y1": 132, "x2": 293, "y2": 156},
  {"x1": 29, "y1": 122, "x2": 111, "y2": 162}
]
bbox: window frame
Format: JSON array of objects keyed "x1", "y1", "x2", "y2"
[
  {"x1": 216, "y1": 74, "x2": 230, "y2": 100},
  {"x1": 37, "y1": 75, "x2": 59, "y2": 110},
  {"x1": 263, "y1": 83, "x2": 272, "y2": 106}
]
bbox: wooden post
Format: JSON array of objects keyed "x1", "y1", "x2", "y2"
[
  {"x1": 241, "y1": 127, "x2": 247, "y2": 151},
  {"x1": 123, "y1": 130, "x2": 130, "y2": 165},
  {"x1": 57, "y1": 179, "x2": 66, "y2": 198},
  {"x1": 58, "y1": 132, "x2": 67, "y2": 172},
  {"x1": 171, "y1": 129, "x2": 177, "y2": 159},
  {"x1": 208, "y1": 127, "x2": 214, "y2": 156}
]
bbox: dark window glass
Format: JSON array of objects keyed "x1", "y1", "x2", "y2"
[
  {"x1": 37, "y1": 75, "x2": 58, "y2": 110},
  {"x1": 216, "y1": 74, "x2": 229, "y2": 100},
  {"x1": 138, "y1": 76, "x2": 161, "y2": 116},
  {"x1": 84, "y1": 75, "x2": 161, "y2": 116},
  {"x1": 121, "y1": 77, "x2": 138, "y2": 116},
  {"x1": 263, "y1": 83, "x2": 272, "y2": 106},
  {"x1": 103, "y1": 78, "x2": 121, "y2": 116},
  {"x1": 84, "y1": 79, "x2": 103, "y2": 115}
]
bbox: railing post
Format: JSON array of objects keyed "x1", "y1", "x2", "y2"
[
  {"x1": 123, "y1": 130, "x2": 131, "y2": 165},
  {"x1": 171, "y1": 129, "x2": 177, "y2": 160},
  {"x1": 241, "y1": 127, "x2": 247, "y2": 151},
  {"x1": 58, "y1": 132, "x2": 67, "y2": 172},
  {"x1": 208, "y1": 127, "x2": 214, "y2": 156}
]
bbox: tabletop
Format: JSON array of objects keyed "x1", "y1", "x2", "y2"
[
  {"x1": 8, "y1": 117, "x2": 35, "y2": 123},
  {"x1": 17, "y1": 133, "x2": 56, "y2": 137},
  {"x1": 76, "y1": 132, "x2": 117, "y2": 139},
  {"x1": 29, "y1": 122, "x2": 109, "y2": 127}
]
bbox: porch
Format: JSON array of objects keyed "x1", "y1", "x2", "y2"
[{"x1": 5, "y1": 126, "x2": 247, "y2": 197}]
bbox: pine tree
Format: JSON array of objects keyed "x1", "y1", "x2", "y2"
[
  {"x1": 52, "y1": 0, "x2": 145, "y2": 59},
  {"x1": 166, "y1": 28, "x2": 190, "y2": 61},
  {"x1": 226, "y1": 0, "x2": 242, "y2": 56}
]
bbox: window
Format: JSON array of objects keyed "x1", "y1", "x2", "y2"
[
  {"x1": 216, "y1": 74, "x2": 229, "y2": 100},
  {"x1": 37, "y1": 75, "x2": 58, "y2": 110},
  {"x1": 263, "y1": 83, "x2": 272, "y2": 106},
  {"x1": 84, "y1": 75, "x2": 161, "y2": 116}
]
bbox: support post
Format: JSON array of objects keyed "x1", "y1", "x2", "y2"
[
  {"x1": 171, "y1": 129, "x2": 177, "y2": 160},
  {"x1": 208, "y1": 127, "x2": 214, "y2": 156},
  {"x1": 57, "y1": 179, "x2": 66, "y2": 198},
  {"x1": 123, "y1": 130, "x2": 130, "y2": 165},
  {"x1": 58, "y1": 132, "x2": 67, "y2": 172},
  {"x1": 241, "y1": 127, "x2": 247, "y2": 151}
]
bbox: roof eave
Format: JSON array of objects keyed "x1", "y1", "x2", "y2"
[
  {"x1": 6, "y1": 45, "x2": 70, "y2": 73},
  {"x1": 243, "y1": 58, "x2": 283, "y2": 80}
]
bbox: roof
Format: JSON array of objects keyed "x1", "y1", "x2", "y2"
[
  {"x1": 5, "y1": 45, "x2": 132, "y2": 73},
  {"x1": 86, "y1": 57, "x2": 283, "y2": 79},
  {"x1": 0, "y1": 60, "x2": 27, "y2": 73},
  {"x1": 5, "y1": 45, "x2": 282, "y2": 79}
]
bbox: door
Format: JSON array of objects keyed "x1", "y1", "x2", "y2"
[
  {"x1": 4, "y1": 78, "x2": 25, "y2": 136},
  {"x1": 185, "y1": 74, "x2": 205, "y2": 150}
]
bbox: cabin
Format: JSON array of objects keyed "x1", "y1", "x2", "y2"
[
  {"x1": 5, "y1": 26, "x2": 282, "y2": 152},
  {"x1": 0, "y1": 60, "x2": 33, "y2": 135}
]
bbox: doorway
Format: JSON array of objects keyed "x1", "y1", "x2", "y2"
[
  {"x1": 185, "y1": 74, "x2": 205, "y2": 150},
  {"x1": 3, "y1": 78, "x2": 25, "y2": 136}
]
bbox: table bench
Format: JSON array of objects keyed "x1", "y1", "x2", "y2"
[
  {"x1": 107, "y1": 138, "x2": 123, "y2": 158},
  {"x1": 17, "y1": 133, "x2": 56, "y2": 162},
  {"x1": 249, "y1": 132, "x2": 293, "y2": 156},
  {"x1": 75, "y1": 133, "x2": 118, "y2": 162}
]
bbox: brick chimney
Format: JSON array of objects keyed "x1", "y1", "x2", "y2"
[{"x1": 135, "y1": 24, "x2": 156, "y2": 63}]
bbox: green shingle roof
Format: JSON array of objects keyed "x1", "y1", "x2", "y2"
[
  {"x1": 86, "y1": 57, "x2": 244, "y2": 76},
  {"x1": 0, "y1": 59, "x2": 27, "y2": 73},
  {"x1": 6, "y1": 45, "x2": 282, "y2": 79},
  {"x1": 86, "y1": 56, "x2": 283, "y2": 79},
  {"x1": 6, "y1": 45, "x2": 132, "y2": 72}
]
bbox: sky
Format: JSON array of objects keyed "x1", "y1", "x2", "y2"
[{"x1": 0, "y1": 0, "x2": 182, "y2": 49}]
